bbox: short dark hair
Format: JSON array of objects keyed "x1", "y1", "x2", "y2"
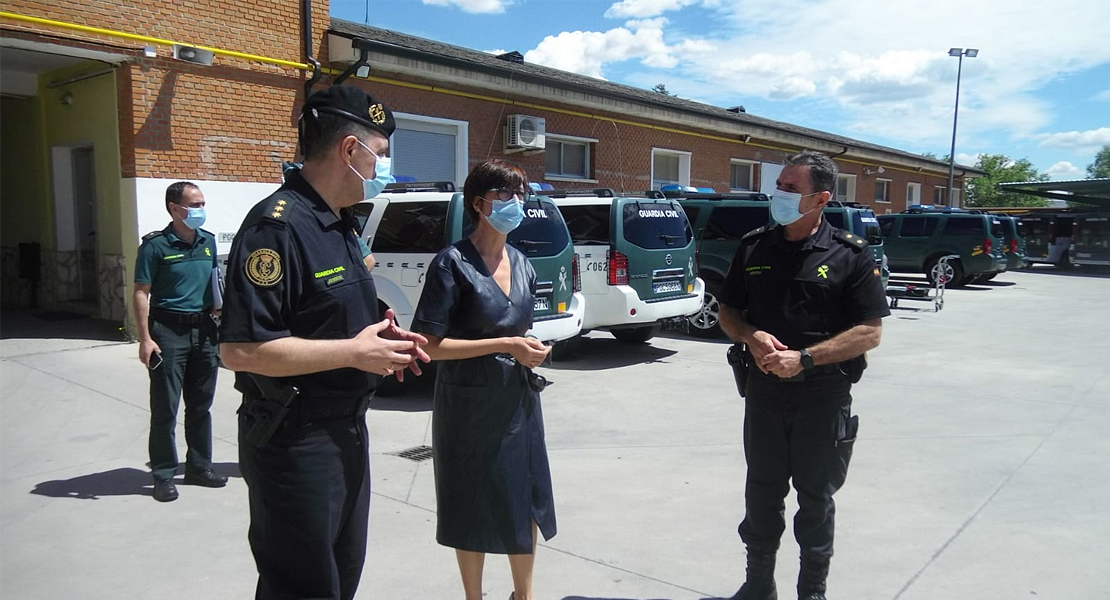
[
  {"x1": 462, "y1": 159, "x2": 529, "y2": 222},
  {"x1": 299, "y1": 111, "x2": 377, "y2": 162},
  {"x1": 784, "y1": 151, "x2": 838, "y2": 195},
  {"x1": 165, "y1": 181, "x2": 199, "y2": 214}
]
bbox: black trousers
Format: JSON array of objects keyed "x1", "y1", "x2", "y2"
[
  {"x1": 738, "y1": 369, "x2": 857, "y2": 560},
  {"x1": 148, "y1": 316, "x2": 218, "y2": 482},
  {"x1": 239, "y1": 404, "x2": 371, "y2": 600}
]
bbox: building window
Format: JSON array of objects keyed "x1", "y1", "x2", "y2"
[
  {"x1": 907, "y1": 182, "x2": 922, "y2": 206},
  {"x1": 545, "y1": 134, "x2": 596, "y2": 180},
  {"x1": 934, "y1": 186, "x2": 947, "y2": 206},
  {"x1": 874, "y1": 179, "x2": 891, "y2": 203},
  {"x1": 951, "y1": 188, "x2": 962, "y2": 208},
  {"x1": 392, "y1": 113, "x2": 469, "y2": 186},
  {"x1": 836, "y1": 174, "x2": 856, "y2": 203},
  {"x1": 651, "y1": 148, "x2": 691, "y2": 190},
  {"x1": 729, "y1": 160, "x2": 755, "y2": 191}
]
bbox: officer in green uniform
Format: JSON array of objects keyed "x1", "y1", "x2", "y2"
[{"x1": 133, "y1": 181, "x2": 228, "y2": 503}]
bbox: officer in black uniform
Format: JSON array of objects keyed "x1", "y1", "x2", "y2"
[
  {"x1": 219, "y1": 86, "x2": 429, "y2": 600},
  {"x1": 133, "y1": 181, "x2": 227, "y2": 503},
  {"x1": 719, "y1": 151, "x2": 890, "y2": 600}
]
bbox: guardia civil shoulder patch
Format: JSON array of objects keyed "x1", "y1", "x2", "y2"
[{"x1": 245, "y1": 248, "x2": 283, "y2": 287}]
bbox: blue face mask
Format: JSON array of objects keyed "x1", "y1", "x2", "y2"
[
  {"x1": 350, "y1": 139, "x2": 394, "y2": 200},
  {"x1": 770, "y1": 190, "x2": 820, "y2": 226},
  {"x1": 182, "y1": 207, "x2": 206, "y2": 230},
  {"x1": 484, "y1": 198, "x2": 525, "y2": 234}
]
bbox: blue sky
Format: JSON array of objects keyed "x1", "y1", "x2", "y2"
[{"x1": 333, "y1": 0, "x2": 1110, "y2": 179}]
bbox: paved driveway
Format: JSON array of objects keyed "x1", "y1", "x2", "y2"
[{"x1": 2, "y1": 267, "x2": 1107, "y2": 599}]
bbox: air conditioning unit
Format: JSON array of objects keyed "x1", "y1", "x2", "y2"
[{"x1": 504, "y1": 114, "x2": 546, "y2": 152}]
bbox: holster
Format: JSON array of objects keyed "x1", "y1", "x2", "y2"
[
  {"x1": 845, "y1": 353, "x2": 868, "y2": 384},
  {"x1": 241, "y1": 374, "x2": 299, "y2": 448},
  {"x1": 726, "y1": 344, "x2": 751, "y2": 397}
]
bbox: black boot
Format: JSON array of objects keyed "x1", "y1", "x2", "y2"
[
  {"x1": 729, "y1": 546, "x2": 778, "y2": 600},
  {"x1": 797, "y1": 555, "x2": 830, "y2": 600}
]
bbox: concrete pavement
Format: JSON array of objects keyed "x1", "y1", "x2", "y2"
[{"x1": 1, "y1": 266, "x2": 1108, "y2": 599}]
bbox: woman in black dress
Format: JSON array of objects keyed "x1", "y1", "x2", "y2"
[{"x1": 411, "y1": 159, "x2": 555, "y2": 600}]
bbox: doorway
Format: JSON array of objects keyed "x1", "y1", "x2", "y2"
[{"x1": 72, "y1": 146, "x2": 98, "y2": 304}]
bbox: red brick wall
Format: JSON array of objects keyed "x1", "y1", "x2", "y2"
[{"x1": 4, "y1": 0, "x2": 329, "y2": 181}]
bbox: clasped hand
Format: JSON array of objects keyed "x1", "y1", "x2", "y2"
[
  {"x1": 350, "y1": 309, "x2": 431, "y2": 380},
  {"x1": 510, "y1": 336, "x2": 550, "y2": 370},
  {"x1": 748, "y1": 330, "x2": 803, "y2": 378}
]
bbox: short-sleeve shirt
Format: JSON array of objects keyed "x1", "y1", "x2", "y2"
[
  {"x1": 719, "y1": 219, "x2": 890, "y2": 350},
  {"x1": 134, "y1": 225, "x2": 217, "y2": 312},
  {"x1": 219, "y1": 170, "x2": 381, "y2": 399}
]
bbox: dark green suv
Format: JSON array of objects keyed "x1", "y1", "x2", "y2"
[
  {"x1": 878, "y1": 207, "x2": 1007, "y2": 286},
  {"x1": 821, "y1": 201, "x2": 888, "y2": 288}
]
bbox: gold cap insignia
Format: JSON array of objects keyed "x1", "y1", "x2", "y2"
[
  {"x1": 368, "y1": 103, "x2": 386, "y2": 125},
  {"x1": 245, "y1": 248, "x2": 283, "y2": 287}
]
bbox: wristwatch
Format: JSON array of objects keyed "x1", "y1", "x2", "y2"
[{"x1": 799, "y1": 348, "x2": 815, "y2": 371}]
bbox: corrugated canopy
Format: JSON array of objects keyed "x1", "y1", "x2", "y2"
[{"x1": 998, "y1": 179, "x2": 1110, "y2": 207}]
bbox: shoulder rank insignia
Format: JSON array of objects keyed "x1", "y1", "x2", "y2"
[
  {"x1": 741, "y1": 225, "x2": 769, "y2": 242},
  {"x1": 141, "y1": 230, "x2": 162, "y2": 242},
  {"x1": 245, "y1": 248, "x2": 283, "y2": 287},
  {"x1": 263, "y1": 197, "x2": 290, "y2": 222},
  {"x1": 833, "y1": 229, "x2": 866, "y2": 251}
]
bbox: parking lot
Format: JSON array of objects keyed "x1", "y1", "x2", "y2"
[{"x1": 1, "y1": 267, "x2": 1108, "y2": 600}]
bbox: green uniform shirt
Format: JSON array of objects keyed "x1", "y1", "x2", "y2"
[{"x1": 135, "y1": 224, "x2": 218, "y2": 312}]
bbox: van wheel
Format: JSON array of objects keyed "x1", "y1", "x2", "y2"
[
  {"x1": 687, "y1": 285, "x2": 723, "y2": 338},
  {"x1": 612, "y1": 325, "x2": 660, "y2": 344},
  {"x1": 927, "y1": 258, "x2": 964, "y2": 287}
]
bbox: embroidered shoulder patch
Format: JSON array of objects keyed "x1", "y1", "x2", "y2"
[{"x1": 245, "y1": 248, "x2": 283, "y2": 287}]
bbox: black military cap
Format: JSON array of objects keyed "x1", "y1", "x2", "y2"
[{"x1": 303, "y1": 85, "x2": 395, "y2": 138}]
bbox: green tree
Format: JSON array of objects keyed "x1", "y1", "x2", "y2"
[
  {"x1": 651, "y1": 83, "x2": 675, "y2": 96},
  {"x1": 965, "y1": 153, "x2": 1049, "y2": 208},
  {"x1": 1087, "y1": 145, "x2": 1110, "y2": 178}
]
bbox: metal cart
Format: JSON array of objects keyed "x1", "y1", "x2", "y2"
[{"x1": 885, "y1": 254, "x2": 958, "y2": 312}]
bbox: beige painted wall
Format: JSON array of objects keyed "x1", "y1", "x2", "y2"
[
  {"x1": 0, "y1": 96, "x2": 50, "y2": 247},
  {"x1": 40, "y1": 62, "x2": 123, "y2": 257}
]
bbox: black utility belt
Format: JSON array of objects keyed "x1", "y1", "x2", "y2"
[
  {"x1": 754, "y1": 362, "x2": 844, "y2": 383},
  {"x1": 151, "y1": 308, "x2": 209, "y2": 326},
  {"x1": 296, "y1": 394, "x2": 373, "y2": 421}
]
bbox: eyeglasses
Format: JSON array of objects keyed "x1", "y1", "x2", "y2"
[{"x1": 486, "y1": 188, "x2": 530, "y2": 202}]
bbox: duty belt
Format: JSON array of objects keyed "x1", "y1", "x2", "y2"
[
  {"x1": 297, "y1": 394, "x2": 374, "y2": 421},
  {"x1": 151, "y1": 308, "x2": 208, "y2": 326},
  {"x1": 757, "y1": 362, "x2": 844, "y2": 383}
]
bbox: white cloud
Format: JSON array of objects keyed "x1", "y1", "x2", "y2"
[
  {"x1": 1035, "y1": 127, "x2": 1110, "y2": 153},
  {"x1": 955, "y1": 153, "x2": 982, "y2": 166},
  {"x1": 522, "y1": 0, "x2": 1110, "y2": 150},
  {"x1": 1093, "y1": 89, "x2": 1110, "y2": 101},
  {"x1": 422, "y1": 0, "x2": 510, "y2": 14},
  {"x1": 604, "y1": 0, "x2": 701, "y2": 18},
  {"x1": 523, "y1": 20, "x2": 677, "y2": 79},
  {"x1": 1046, "y1": 161, "x2": 1082, "y2": 178}
]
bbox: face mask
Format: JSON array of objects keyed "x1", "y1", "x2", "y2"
[
  {"x1": 349, "y1": 140, "x2": 395, "y2": 200},
  {"x1": 770, "y1": 190, "x2": 820, "y2": 226},
  {"x1": 182, "y1": 207, "x2": 206, "y2": 230},
  {"x1": 484, "y1": 198, "x2": 525, "y2": 234}
]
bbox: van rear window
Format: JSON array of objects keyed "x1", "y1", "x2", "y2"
[
  {"x1": 507, "y1": 199, "x2": 571, "y2": 258},
  {"x1": 990, "y1": 219, "x2": 1005, "y2": 239},
  {"x1": 561, "y1": 205, "x2": 611, "y2": 245},
  {"x1": 372, "y1": 202, "x2": 447, "y2": 254},
  {"x1": 705, "y1": 206, "x2": 768, "y2": 240},
  {"x1": 943, "y1": 216, "x2": 984, "y2": 236},
  {"x1": 622, "y1": 202, "x2": 693, "y2": 249}
]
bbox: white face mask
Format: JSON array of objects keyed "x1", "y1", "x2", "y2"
[
  {"x1": 348, "y1": 139, "x2": 394, "y2": 200},
  {"x1": 771, "y1": 190, "x2": 822, "y2": 225}
]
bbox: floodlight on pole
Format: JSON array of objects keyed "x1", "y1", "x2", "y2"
[{"x1": 946, "y1": 47, "x2": 978, "y2": 206}]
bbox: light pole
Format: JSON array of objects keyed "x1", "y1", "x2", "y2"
[{"x1": 946, "y1": 47, "x2": 977, "y2": 206}]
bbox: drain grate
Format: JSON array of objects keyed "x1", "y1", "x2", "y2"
[{"x1": 391, "y1": 445, "x2": 433, "y2": 462}]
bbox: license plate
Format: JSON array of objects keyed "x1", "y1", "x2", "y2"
[
  {"x1": 534, "y1": 296, "x2": 550, "y2": 311},
  {"x1": 652, "y1": 279, "x2": 682, "y2": 294}
]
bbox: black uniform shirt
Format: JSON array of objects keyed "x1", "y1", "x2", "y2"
[
  {"x1": 720, "y1": 218, "x2": 890, "y2": 351},
  {"x1": 220, "y1": 170, "x2": 380, "y2": 399}
]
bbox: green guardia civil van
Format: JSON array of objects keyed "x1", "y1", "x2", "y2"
[
  {"x1": 552, "y1": 189, "x2": 704, "y2": 344},
  {"x1": 878, "y1": 206, "x2": 1007, "y2": 286},
  {"x1": 352, "y1": 182, "x2": 585, "y2": 343}
]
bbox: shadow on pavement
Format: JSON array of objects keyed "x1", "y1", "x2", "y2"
[
  {"x1": 0, "y1": 308, "x2": 126, "y2": 342},
  {"x1": 31, "y1": 462, "x2": 242, "y2": 500},
  {"x1": 543, "y1": 336, "x2": 678, "y2": 372},
  {"x1": 561, "y1": 597, "x2": 723, "y2": 600}
]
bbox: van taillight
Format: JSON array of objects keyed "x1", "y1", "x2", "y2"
[
  {"x1": 571, "y1": 253, "x2": 581, "y2": 293},
  {"x1": 1010, "y1": 238, "x2": 1018, "y2": 253},
  {"x1": 608, "y1": 250, "x2": 629, "y2": 285},
  {"x1": 984, "y1": 237, "x2": 992, "y2": 254}
]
